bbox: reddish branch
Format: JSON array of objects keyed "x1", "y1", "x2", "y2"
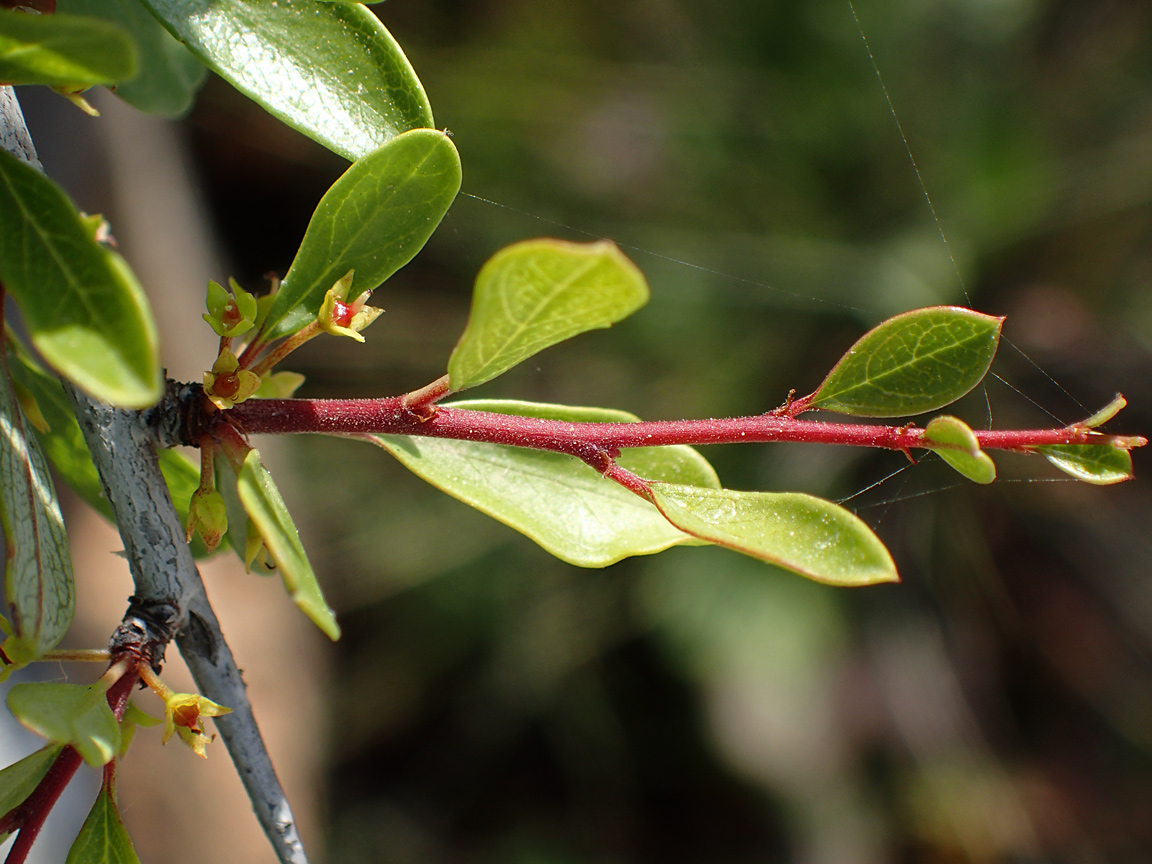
[{"x1": 227, "y1": 395, "x2": 1144, "y2": 457}]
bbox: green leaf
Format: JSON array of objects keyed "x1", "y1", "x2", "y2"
[
  {"x1": 137, "y1": 0, "x2": 432, "y2": 159},
  {"x1": 5, "y1": 341, "x2": 209, "y2": 551},
  {"x1": 1031, "y1": 442, "x2": 1134, "y2": 485},
  {"x1": 0, "y1": 10, "x2": 135, "y2": 88},
  {"x1": 809, "y1": 306, "x2": 1003, "y2": 417},
  {"x1": 1077, "y1": 393, "x2": 1127, "y2": 429},
  {"x1": 261, "y1": 129, "x2": 461, "y2": 341},
  {"x1": 922, "y1": 415, "x2": 996, "y2": 484},
  {"x1": 647, "y1": 484, "x2": 899, "y2": 586},
  {"x1": 0, "y1": 745, "x2": 62, "y2": 820},
  {"x1": 65, "y1": 780, "x2": 140, "y2": 864},
  {"x1": 237, "y1": 450, "x2": 340, "y2": 640},
  {"x1": 369, "y1": 400, "x2": 720, "y2": 568},
  {"x1": 0, "y1": 149, "x2": 161, "y2": 408},
  {"x1": 0, "y1": 342, "x2": 74, "y2": 669},
  {"x1": 7, "y1": 682, "x2": 119, "y2": 767},
  {"x1": 57, "y1": 0, "x2": 206, "y2": 117},
  {"x1": 448, "y1": 240, "x2": 650, "y2": 391}
]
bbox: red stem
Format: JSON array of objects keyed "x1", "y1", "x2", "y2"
[
  {"x1": 2, "y1": 665, "x2": 139, "y2": 864},
  {"x1": 228, "y1": 397, "x2": 1142, "y2": 456}
]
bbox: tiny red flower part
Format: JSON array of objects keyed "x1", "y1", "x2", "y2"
[
  {"x1": 204, "y1": 348, "x2": 261, "y2": 409},
  {"x1": 161, "y1": 692, "x2": 232, "y2": 759},
  {"x1": 318, "y1": 270, "x2": 383, "y2": 342},
  {"x1": 203, "y1": 278, "x2": 258, "y2": 338}
]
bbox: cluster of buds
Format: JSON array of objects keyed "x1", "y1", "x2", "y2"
[{"x1": 189, "y1": 271, "x2": 382, "y2": 552}]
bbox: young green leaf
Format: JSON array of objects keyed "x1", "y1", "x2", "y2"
[
  {"x1": 65, "y1": 779, "x2": 140, "y2": 864},
  {"x1": 57, "y1": 0, "x2": 206, "y2": 117},
  {"x1": 261, "y1": 129, "x2": 461, "y2": 342},
  {"x1": 1031, "y1": 443, "x2": 1134, "y2": 485},
  {"x1": 1076, "y1": 394, "x2": 1126, "y2": 429},
  {"x1": 137, "y1": 0, "x2": 432, "y2": 159},
  {"x1": 0, "y1": 744, "x2": 62, "y2": 820},
  {"x1": 0, "y1": 150, "x2": 161, "y2": 408},
  {"x1": 647, "y1": 484, "x2": 899, "y2": 586},
  {"x1": 447, "y1": 240, "x2": 649, "y2": 391},
  {"x1": 809, "y1": 306, "x2": 1003, "y2": 417},
  {"x1": 0, "y1": 10, "x2": 135, "y2": 88},
  {"x1": 922, "y1": 415, "x2": 996, "y2": 484},
  {"x1": 237, "y1": 450, "x2": 340, "y2": 640},
  {"x1": 7, "y1": 682, "x2": 120, "y2": 767},
  {"x1": 368, "y1": 400, "x2": 719, "y2": 567},
  {"x1": 0, "y1": 343, "x2": 74, "y2": 670}
]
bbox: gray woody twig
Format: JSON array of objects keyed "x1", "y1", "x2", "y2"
[{"x1": 0, "y1": 85, "x2": 310, "y2": 864}]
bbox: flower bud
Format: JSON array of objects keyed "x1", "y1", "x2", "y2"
[{"x1": 203, "y1": 278, "x2": 259, "y2": 338}]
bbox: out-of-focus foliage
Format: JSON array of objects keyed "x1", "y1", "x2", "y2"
[{"x1": 183, "y1": 0, "x2": 1152, "y2": 860}]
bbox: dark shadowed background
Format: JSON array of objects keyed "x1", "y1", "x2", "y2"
[{"x1": 10, "y1": 0, "x2": 1152, "y2": 862}]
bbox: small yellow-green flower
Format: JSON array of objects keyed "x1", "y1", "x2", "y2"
[
  {"x1": 162, "y1": 692, "x2": 232, "y2": 759},
  {"x1": 203, "y1": 348, "x2": 261, "y2": 410},
  {"x1": 317, "y1": 270, "x2": 382, "y2": 343},
  {"x1": 204, "y1": 278, "x2": 258, "y2": 338}
]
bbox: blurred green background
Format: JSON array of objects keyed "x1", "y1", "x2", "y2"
[{"x1": 37, "y1": 0, "x2": 1152, "y2": 861}]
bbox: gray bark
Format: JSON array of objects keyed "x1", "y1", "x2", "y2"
[{"x1": 1, "y1": 86, "x2": 309, "y2": 864}]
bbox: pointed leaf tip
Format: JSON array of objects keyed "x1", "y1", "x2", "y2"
[
  {"x1": 810, "y1": 306, "x2": 1002, "y2": 418},
  {"x1": 65, "y1": 781, "x2": 141, "y2": 864},
  {"x1": 648, "y1": 484, "x2": 898, "y2": 586}
]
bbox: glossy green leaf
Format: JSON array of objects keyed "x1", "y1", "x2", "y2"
[
  {"x1": 5, "y1": 342, "x2": 208, "y2": 549},
  {"x1": 57, "y1": 0, "x2": 206, "y2": 117},
  {"x1": 261, "y1": 129, "x2": 461, "y2": 341},
  {"x1": 922, "y1": 415, "x2": 996, "y2": 484},
  {"x1": 65, "y1": 780, "x2": 140, "y2": 864},
  {"x1": 1032, "y1": 442, "x2": 1134, "y2": 485},
  {"x1": 0, "y1": 149, "x2": 161, "y2": 408},
  {"x1": 0, "y1": 343, "x2": 74, "y2": 669},
  {"x1": 809, "y1": 306, "x2": 1003, "y2": 417},
  {"x1": 7, "y1": 682, "x2": 119, "y2": 767},
  {"x1": 448, "y1": 240, "x2": 650, "y2": 391},
  {"x1": 137, "y1": 0, "x2": 432, "y2": 159},
  {"x1": 237, "y1": 450, "x2": 340, "y2": 639},
  {"x1": 0, "y1": 10, "x2": 135, "y2": 88},
  {"x1": 647, "y1": 484, "x2": 899, "y2": 586},
  {"x1": 369, "y1": 400, "x2": 720, "y2": 568},
  {"x1": 0, "y1": 744, "x2": 62, "y2": 820}
]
